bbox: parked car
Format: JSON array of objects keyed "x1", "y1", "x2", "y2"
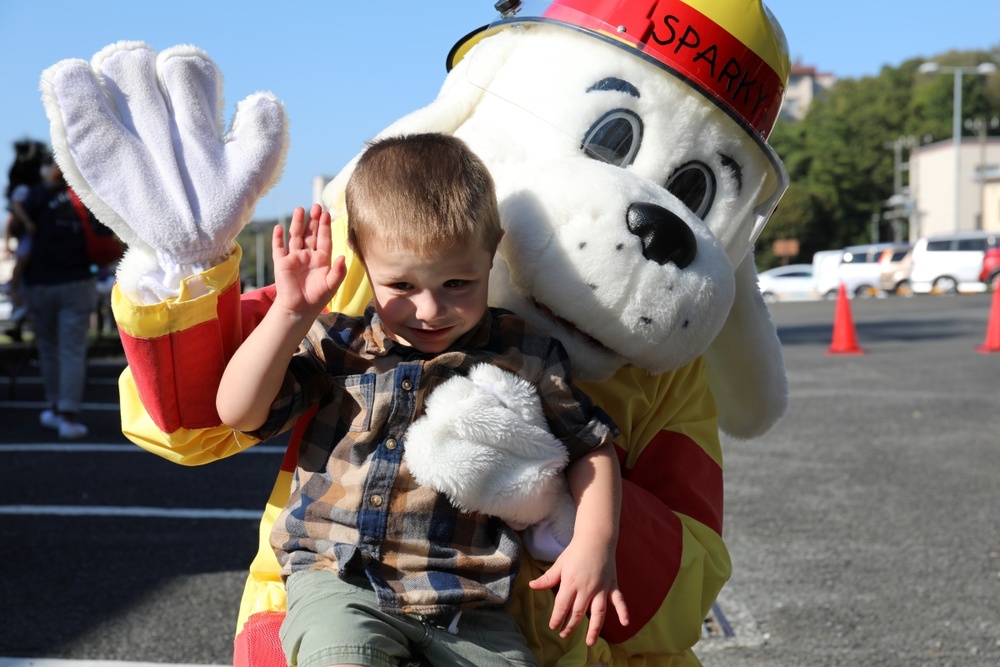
[
  {"x1": 910, "y1": 231, "x2": 998, "y2": 294},
  {"x1": 757, "y1": 264, "x2": 818, "y2": 303},
  {"x1": 877, "y1": 244, "x2": 913, "y2": 295},
  {"x1": 837, "y1": 243, "x2": 896, "y2": 298},
  {"x1": 981, "y1": 245, "x2": 1000, "y2": 290},
  {"x1": 812, "y1": 249, "x2": 844, "y2": 299}
]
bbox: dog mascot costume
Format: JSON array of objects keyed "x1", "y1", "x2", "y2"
[{"x1": 40, "y1": 0, "x2": 790, "y2": 664}]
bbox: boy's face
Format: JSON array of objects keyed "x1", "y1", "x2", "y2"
[{"x1": 363, "y1": 237, "x2": 494, "y2": 354}]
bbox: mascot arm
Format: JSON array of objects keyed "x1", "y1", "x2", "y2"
[
  {"x1": 114, "y1": 217, "x2": 371, "y2": 464},
  {"x1": 513, "y1": 360, "x2": 729, "y2": 666},
  {"x1": 114, "y1": 245, "x2": 269, "y2": 462}
]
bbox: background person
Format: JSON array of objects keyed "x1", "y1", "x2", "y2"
[{"x1": 20, "y1": 155, "x2": 96, "y2": 439}]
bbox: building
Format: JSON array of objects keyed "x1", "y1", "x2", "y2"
[
  {"x1": 983, "y1": 165, "x2": 1000, "y2": 231},
  {"x1": 780, "y1": 63, "x2": 835, "y2": 122},
  {"x1": 909, "y1": 137, "x2": 1000, "y2": 240}
]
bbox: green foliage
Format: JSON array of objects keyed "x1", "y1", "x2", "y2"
[
  {"x1": 758, "y1": 47, "x2": 1000, "y2": 271},
  {"x1": 236, "y1": 221, "x2": 280, "y2": 290},
  {"x1": 759, "y1": 181, "x2": 837, "y2": 267}
]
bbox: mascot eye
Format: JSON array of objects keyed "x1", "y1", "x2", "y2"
[
  {"x1": 665, "y1": 161, "x2": 716, "y2": 219},
  {"x1": 581, "y1": 110, "x2": 643, "y2": 167}
]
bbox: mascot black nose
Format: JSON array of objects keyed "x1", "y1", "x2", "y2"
[{"x1": 626, "y1": 202, "x2": 697, "y2": 269}]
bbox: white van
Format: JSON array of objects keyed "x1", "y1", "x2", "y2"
[
  {"x1": 909, "y1": 231, "x2": 999, "y2": 294},
  {"x1": 837, "y1": 243, "x2": 897, "y2": 298},
  {"x1": 812, "y1": 249, "x2": 844, "y2": 298}
]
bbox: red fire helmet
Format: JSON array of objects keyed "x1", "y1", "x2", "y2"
[{"x1": 449, "y1": 0, "x2": 791, "y2": 139}]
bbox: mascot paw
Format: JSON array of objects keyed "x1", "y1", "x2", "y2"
[
  {"x1": 404, "y1": 363, "x2": 575, "y2": 539},
  {"x1": 40, "y1": 41, "x2": 289, "y2": 297}
]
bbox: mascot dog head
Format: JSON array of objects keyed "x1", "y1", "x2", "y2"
[{"x1": 326, "y1": 0, "x2": 791, "y2": 438}]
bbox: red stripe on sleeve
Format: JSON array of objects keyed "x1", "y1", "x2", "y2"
[
  {"x1": 119, "y1": 280, "x2": 245, "y2": 433},
  {"x1": 120, "y1": 331, "x2": 182, "y2": 433},
  {"x1": 601, "y1": 431, "x2": 724, "y2": 641},
  {"x1": 625, "y1": 429, "x2": 724, "y2": 535}
]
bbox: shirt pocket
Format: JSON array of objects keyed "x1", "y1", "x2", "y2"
[{"x1": 339, "y1": 372, "x2": 376, "y2": 432}]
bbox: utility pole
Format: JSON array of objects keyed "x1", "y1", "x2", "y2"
[{"x1": 883, "y1": 135, "x2": 918, "y2": 242}]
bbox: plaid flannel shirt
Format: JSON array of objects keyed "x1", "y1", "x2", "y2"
[{"x1": 255, "y1": 305, "x2": 617, "y2": 618}]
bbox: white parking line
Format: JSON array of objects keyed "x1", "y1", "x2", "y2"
[
  {"x1": 0, "y1": 443, "x2": 286, "y2": 454},
  {"x1": 0, "y1": 505, "x2": 262, "y2": 520},
  {"x1": 0, "y1": 659, "x2": 228, "y2": 667},
  {"x1": 0, "y1": 436, "x2": 284, "y2": 523}
]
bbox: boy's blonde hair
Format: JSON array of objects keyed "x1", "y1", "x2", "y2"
[{"x1": 345, "y1": 133, "x2": 502, "y2": 258}]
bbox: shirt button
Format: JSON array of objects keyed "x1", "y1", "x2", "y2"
[
  {"x1": 362, "y1": 552, "x2": 373, "y2": 563},
  {"x1": 385, "y1": 438, "x2": 397, "y2": 450},
  {"x1": 370, "y1": 494, "x2": 383, "y2": 508},
  {"x1": 401, "y1": 379, "x2": 413, "y2": 391}
]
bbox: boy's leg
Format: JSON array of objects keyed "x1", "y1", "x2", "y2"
[
  {"x1": 282, "y1": 569, "x2": 414, "y2": 667},
  {"x1": 282, "y1": 569, "x2": 535, "y2": 667},
  {"x1": 418, "y1": 606, "x2": 537, "y2": 667}
]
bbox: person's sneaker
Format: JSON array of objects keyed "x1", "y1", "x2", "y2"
[
  {"x1": 40, "y1": 409, "x2": 61, "y2": 430},
  {"x1": 58, "y1": 420, "x2": 88, "y2": 440}
]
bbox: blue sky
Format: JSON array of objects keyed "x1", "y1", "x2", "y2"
[{"x1": 3, "y1": 1, "x2": 999, "y2": 221}]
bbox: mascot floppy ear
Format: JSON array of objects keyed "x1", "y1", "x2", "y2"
[{"x1": 705, "y1": 253, "x2": 788, "y2": 439}]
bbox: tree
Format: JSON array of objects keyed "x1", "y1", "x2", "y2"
[{"x1": 757, "y1": 47, "x2": 999, "y2": 271}]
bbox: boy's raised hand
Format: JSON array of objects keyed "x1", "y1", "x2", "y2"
[{"x1": 272, "y1": 204, "x2": 346, "y2": 318}]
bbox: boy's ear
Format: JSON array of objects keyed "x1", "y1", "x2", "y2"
[{"x1": 491, "y1": 228, "x2": 506, "y2": 267}]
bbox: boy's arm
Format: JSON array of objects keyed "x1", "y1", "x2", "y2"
[
  {"x1": 217, "y1": 205, "x2": 346, "y2": 432},
  {"x1": 529, "y1": 441, "x2": 628, "y2": 646},
  {"x1": 216, "y1": 300, "x2": 317, "y2": 431},
  {"x1": 567, "y1": 441, "x2": 620, "y2": 556}
]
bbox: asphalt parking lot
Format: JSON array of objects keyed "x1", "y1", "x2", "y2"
[
  {"x1": 703, "y1": 293, "x2": 1000, "y2": 666},
  {"x1": 1, "y1": 293, "x2": 998, "y2": 666}
]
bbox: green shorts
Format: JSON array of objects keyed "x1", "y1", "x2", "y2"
[{"x1": 281, "y1": 569, "x2": 538, "y2": 667}]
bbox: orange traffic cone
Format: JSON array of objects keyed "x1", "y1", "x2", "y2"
[
  {"x1": 827, "y1": 284, "x2": 865, "y2": 355},
  {"x1": 975, "y1": 288, "x2": 1000, "y2": 353}
]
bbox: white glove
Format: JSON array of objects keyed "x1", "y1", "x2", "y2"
[
  {"x1": 404, "y1": 363, "x2": 576, "y2": 559},
  {"x1": 40, "y1": 41, "x2": 289, "y2": 300}
]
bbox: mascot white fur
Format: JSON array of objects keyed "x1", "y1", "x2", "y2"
[{"x1": 39, "y1": 1, "x2": 790, "y2": 665}]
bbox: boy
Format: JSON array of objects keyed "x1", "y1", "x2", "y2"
[{"x1": 217, "y1": 134, "x2": 627, "y2": 667}]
